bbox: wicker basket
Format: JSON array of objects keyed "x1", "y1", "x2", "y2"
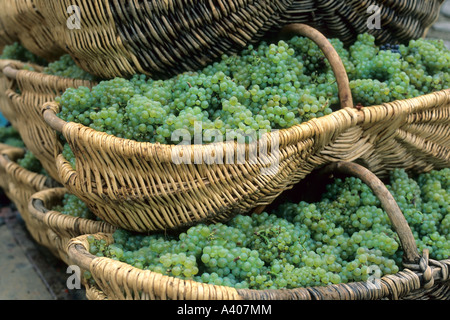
[
  {"x1": 65, "y1": 162, "x2": 450, "y2": 300},
  {"x1": 28, "y1": 187, "x2": 117, "y2": 264},
  {"x1": 0, "y1": 0, "x2": 64, "y2": 61},
  {"x1": 42, "y1": 24, "x2": 450, "y2": 234},
  {"x1": 33, "y1": 0, "x2": 444, "y2": 79},
  {"x1": 0, "y1": 60, "x2": 95, "y2": 183},
  {"x1": 0, "y1": 143, "x2": 24, "y2": 194},
  {"x1": 41, "y1": 24, "x2": 361, "y2": 233},
  {"x1": 303, "y1": 0, "x2": 444, "y2": 46},
  {"x1": 0, "y1": 148, "x2": 62, "y2": 257},
  {"x1": 0, "y1": 59, "x2": 43, "y2": 126}
]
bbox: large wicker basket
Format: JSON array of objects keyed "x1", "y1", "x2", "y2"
[
  {"x1": 65, "y1": 162, "x2": 450, "y2": 300},
  {"x1": 0, "y1": 60, "x2": 95, "y2": 183},
  {"x1": 0, "y1": 148, "x2": 62, "y2": 257},
  {"x1": 42, "y1": 24, "x2": 450, "y2": 234},
  {"x1": 28, "y1": 187, "x2": 117, "y2": 265},
  {"x1": 41, "y1": 23, "x2": 362, "y2": 233},
  {"x1": 33, "y1": 0, "x2": 444, "y2": 79}
]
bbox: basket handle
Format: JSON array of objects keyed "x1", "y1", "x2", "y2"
[
  {"x1": 42, "y1": 101, "x2": 66, "y2": 133},
  {"x1": 279, "y1": 24, "x2": 354, "y2": 110},
  {"x1": 319, "y1": 161, "x2": 420, "y2": 264},
  {"x1": 28, "y1": 188, "x2": 67, "y2": 223}
]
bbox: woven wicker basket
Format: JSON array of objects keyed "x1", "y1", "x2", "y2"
[
  {"x1": 65, "y1": 162, "x2": 450, "y2": 300},
  {"x1": 0, "y1": 143, "x2": 24, "y2": 194},
  {"x1": 0, "y1": 0, "x2": 64, "y2": 61},
  {"x1": 0, "y1": 148, "x2": 62, "y2": 257},
  {"x1": 305, "y1": 0, "x2": 444, "y2": 46},
  {"x1": 28, "y1": 187, "x2": 117, "y2": 264},
  {"x1": 0, "y1": 60, "x2": 95, "y2": 183},
  {"x1": 42, "y1": 24, "x2": 450, "y2": 234},
  {"x1": 0, "y1": 59, "x2": 43, "y2": 126},
  {"x1": 41, "y1": 24, "x2": 361, "y2": 233},
  {"x1": 33, "y1": 0, "x2": 444, "y2": 79}
]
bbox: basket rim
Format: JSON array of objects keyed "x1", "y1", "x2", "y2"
[
  {"x1": 0, "y1": 59, "x2": 44, "y2": 73},
  {"x1": 28, "y1": 187, "x2": 117, "y2": 236},
  {"x1": 0, "y1": 151, "x2": 61, "y2": 189},
  {"x1": 1, "y1": 59, "x2": 96, "y2": 87}
]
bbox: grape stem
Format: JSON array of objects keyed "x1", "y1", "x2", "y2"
[{"x1": 319, "y1": 161, "x2": 421, "y2": 264}]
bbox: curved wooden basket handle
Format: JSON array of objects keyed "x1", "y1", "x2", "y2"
[
  {"x1": 42, "y1": 101, "x2": 65, "y2": 133},
  {"x1": 319, "y1": 162, "x2": 420, "y2": 264},
  {"x1": 279, "y1": 24, "x2": 354, "y2": 110}
]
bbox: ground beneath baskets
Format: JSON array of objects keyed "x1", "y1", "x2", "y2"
[{"x1": 0, "y1": 196, "x2": 86, "y2": 300}]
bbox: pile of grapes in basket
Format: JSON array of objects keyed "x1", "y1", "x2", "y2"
[
  {"x1": 51, "y1": 33, "x2": 450, "y2": 149},
  {"x1": 84, "y1": 167, "x2": 449, "y2": 289}
]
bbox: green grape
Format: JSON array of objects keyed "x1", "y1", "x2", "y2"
[
  {"x1": 55, "y1": 193, "x2": 95, "y2": 219},
  {"x1": 0, "y1": 126, "x2": 24, "y2": 148},
  {"x1": 1, "y1": 42, "x2": 47, "y2": 66},
  {"x1": 56, "y1": 34, "x2": 450, "y2": 147},
  {"x1": 43, "y1": 54, "x2": 95, "y2": 81},
  {"x1": 17, "y1": 149, "x2": 48, "y2": 176}
]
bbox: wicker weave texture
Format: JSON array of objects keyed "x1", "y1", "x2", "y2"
[
  {"x1": 0, "y1": 150, "x2": 62, "y2": 256},
  {"x1": 0, "y1": 0, "x2": 64, "y2": 61},
  {"x1": 28, "y1": 188, "x2": 117, "y2": 264},
  {"x1": 296, "y1": 0, "x2": 445, "y2": 45},
  {"x1": 65, "y1": 161, "x2": 450, "y2": 301}
]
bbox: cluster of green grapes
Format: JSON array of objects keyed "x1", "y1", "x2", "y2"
[
  {"x1": 16, "y1": 150, "x2": 48, "y2": 176},
  {"x1": 1, "y1": 42, "x2": 96, "y2": 81},
  {"x1": 51, "y1": 193, "x2": 95, "y2": 220},
  {"x1": 348, "y1": 34, "x2": 450, "y2": 105},
  {"x1": 56, "y1": 34, "x2": 450, "y2": 150},
  {"x1": 43, "y1": 54, "x2": 96, "y2": 81},
  {"x1": 0, "y1": 126, "x2": 24, "y2": 148},
  {"x1": 0, "y1": 42, "x2": 47, "y2": 66},
  {"x1": 85, "y1": 167, "x2": 449, "y2": 290}
]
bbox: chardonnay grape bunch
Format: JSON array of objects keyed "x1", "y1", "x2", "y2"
[
  {"x1": 0, "y1": 126, "x2": 24, "y2": 148},
  {"x1": 17, "y1": 150, "x2": 48, "y2": 176},
  {"x1": 43, "y1": 54, "x2": 96, "y2": 81},
  {"x1": 51, "y1": 193, "x2": 96, "y2": 220},
  {"x1": 85, "y1": 167, "x2": 449, "y2": 290},
  {"x1": 56, "y1": 33, "x2": 450, "y2": 154},
  {"x1": 0, "y1": 42, "x2": 47, "y2": 66}
]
